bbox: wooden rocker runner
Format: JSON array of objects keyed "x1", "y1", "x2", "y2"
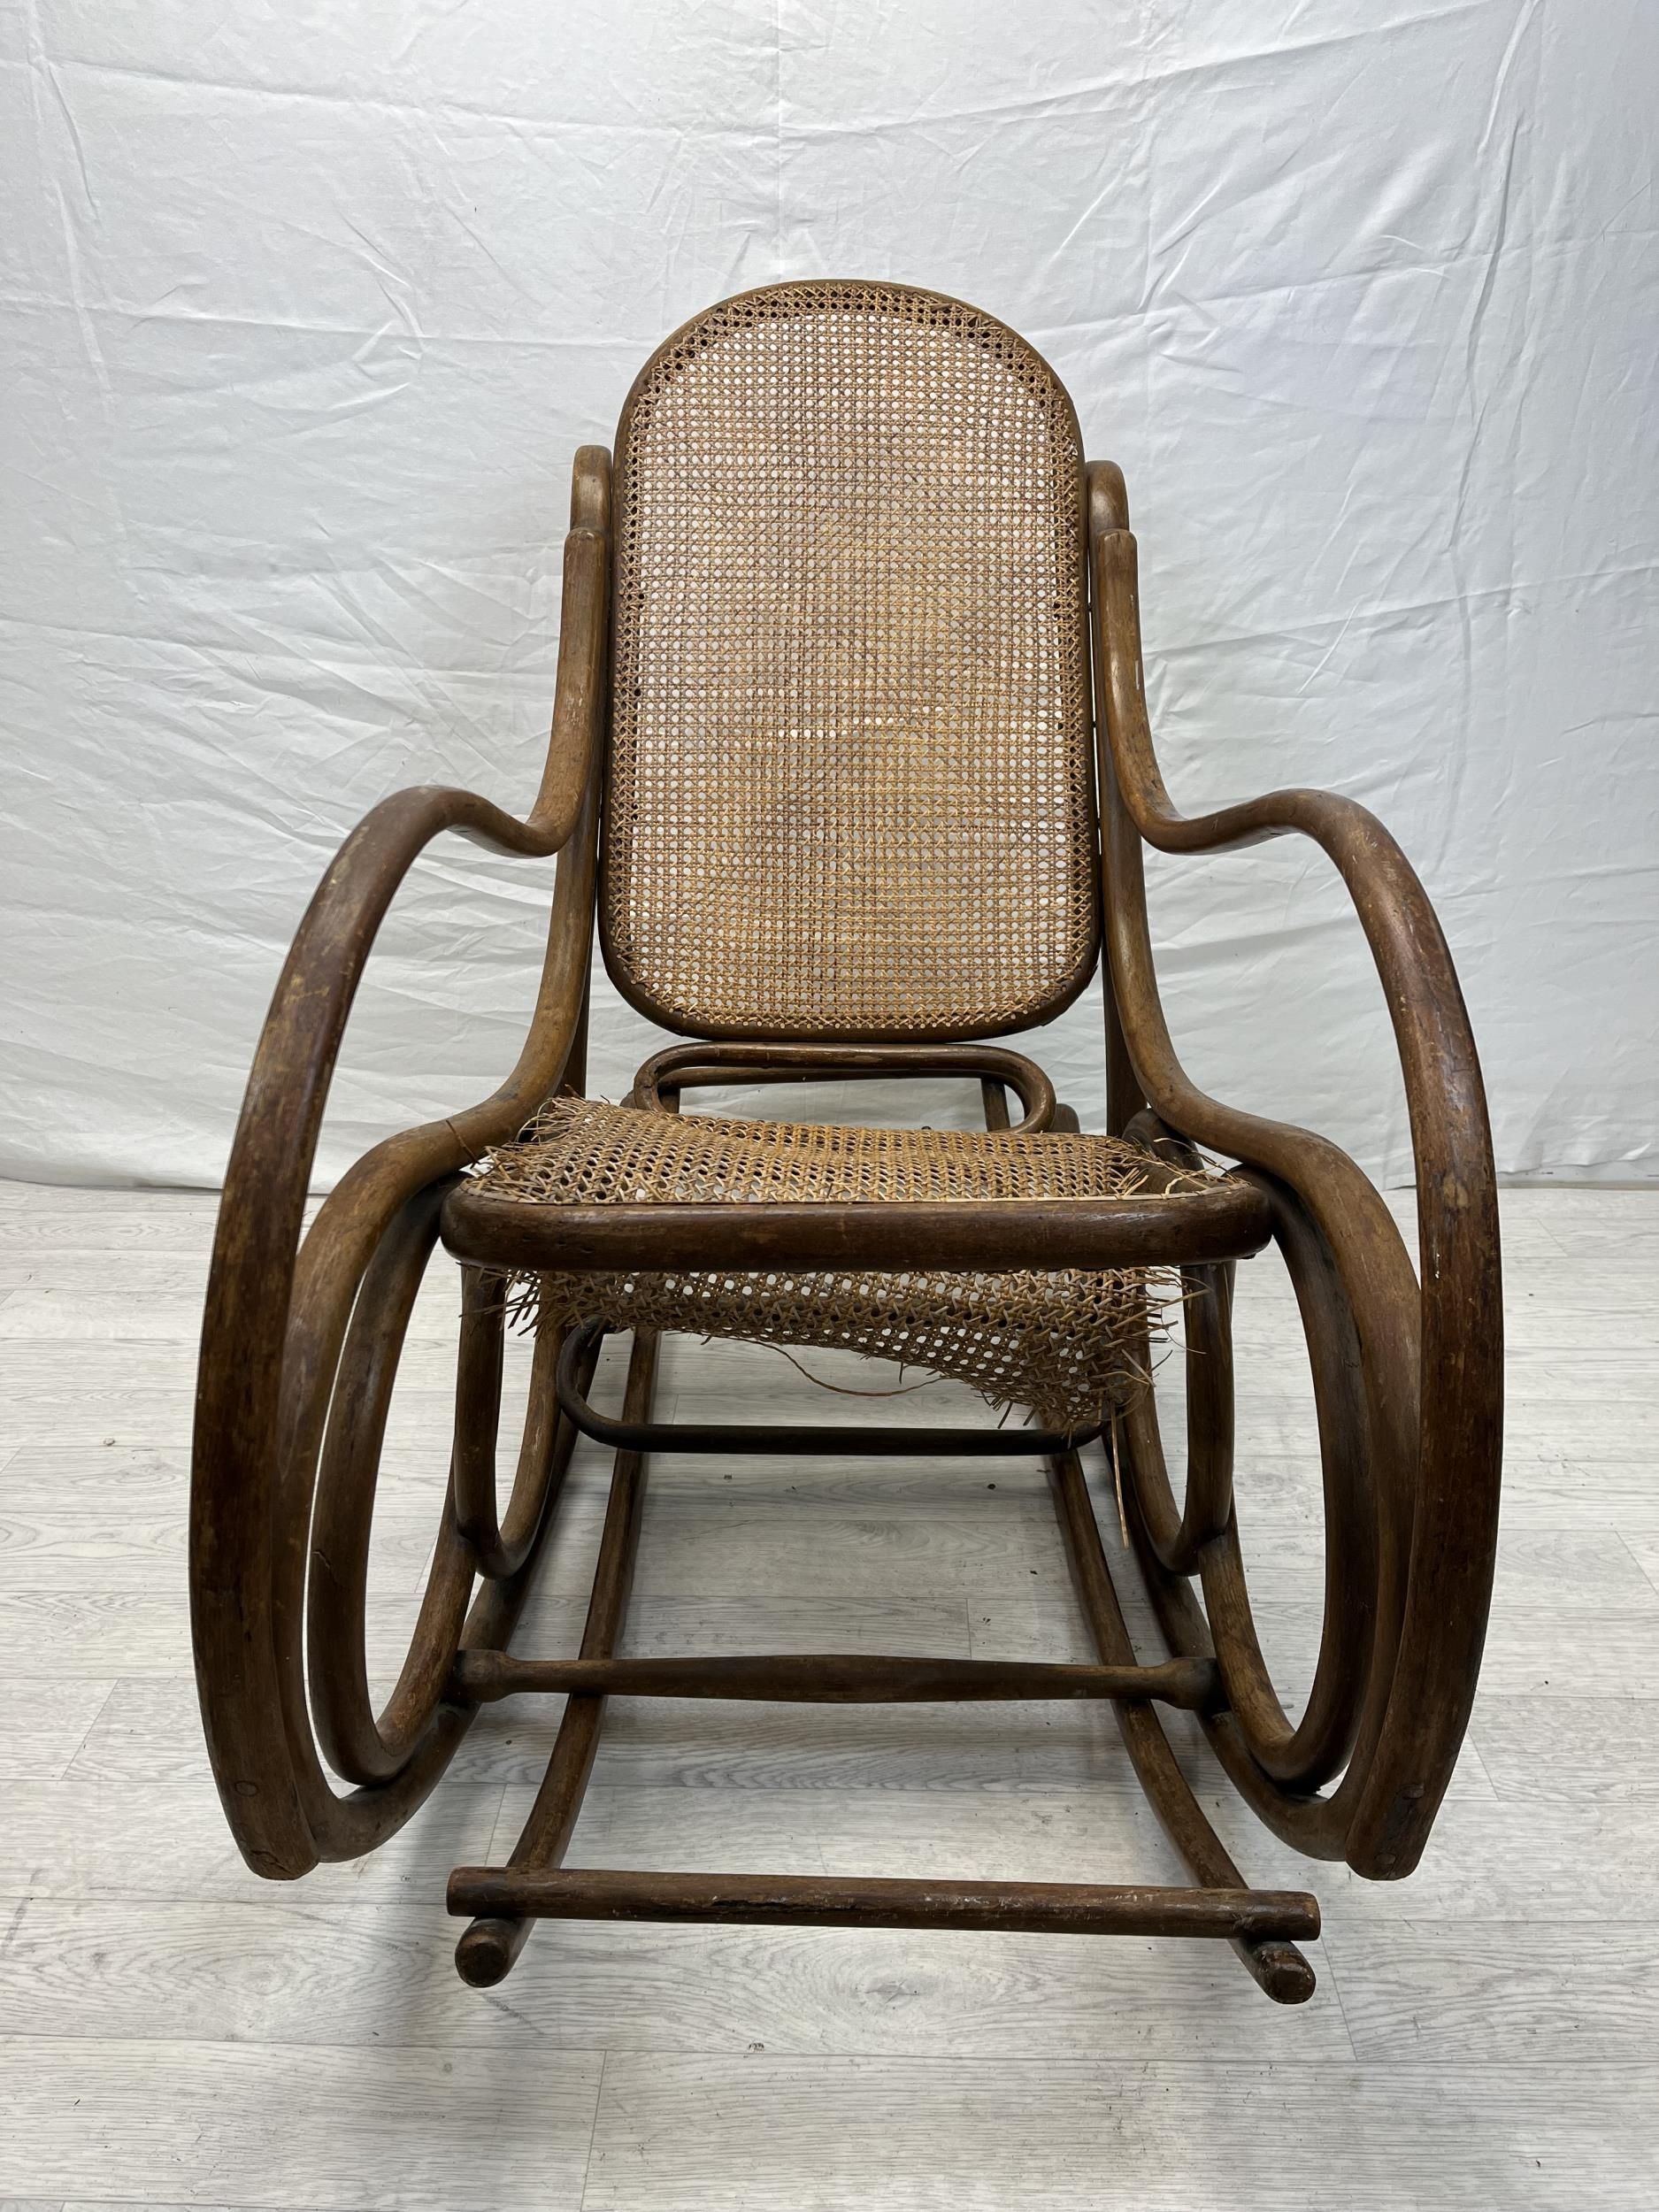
[{"x1": 190, "y1": 281, "x2": 1502, "y2": 2006}]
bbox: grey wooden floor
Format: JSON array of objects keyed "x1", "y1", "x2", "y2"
[{"x1": 2, "y1": 1171, "x2": 1656, "y2": 2208}]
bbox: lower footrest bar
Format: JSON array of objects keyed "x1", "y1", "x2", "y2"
[
  {"x1": 451, "y1": 1649, "x2": 1222, "y2": 1711},
  {"x1": 446, "y1": 1868, "x2": 1321, "y2": 1942}
]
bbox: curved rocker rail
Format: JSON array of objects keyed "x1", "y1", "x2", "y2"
[
  {"x1": 189, "y1": 449, "x2": 613, "y2": 1880},
  {"x1": 1087, "y1": 462, "x2": 1503, "y2": 1879}
]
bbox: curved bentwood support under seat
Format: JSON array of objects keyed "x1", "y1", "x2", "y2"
[
  {"x1": 551, "y1": 1315, "x2": 1107, "y2": 1457},
  {"x1": 189, "y1": 448, "x2": 613, "y2": 1879},
  {"x1": 1087, "y1": 462, "x2": 1502, "y2": 1878},
  {"x1": 188, "y1": 407, "x2": 1498, "y2": 2017}
]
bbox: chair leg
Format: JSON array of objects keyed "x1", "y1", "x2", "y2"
[
  {"x1": 1048, "y1": 1450, "x2": 1317, "y2": 2003},
  {"x1": 455, "y1": 1329, "x2": 659, "y2": 1987}
]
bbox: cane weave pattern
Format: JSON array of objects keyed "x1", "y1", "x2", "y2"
[
  {"x1": 470, "y1": 1099, "x2": 1230, "y2": 1429},
  {"x1": 603, "y1": 280, "x2": 1097, "y2": 1039}
]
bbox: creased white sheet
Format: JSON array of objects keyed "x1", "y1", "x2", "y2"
[{"x1": 2, "y1": 1, "x2": 1655, "y2": 1188}]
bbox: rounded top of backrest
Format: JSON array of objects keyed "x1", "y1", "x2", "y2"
[{"x1": 617, "y1": 277, "x2": 1083, "y2": 455}]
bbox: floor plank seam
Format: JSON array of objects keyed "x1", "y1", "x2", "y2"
[
  {"x1": 1617, "y1": 1529, "x2": 1659, "y2": 1602},
  {"x1": 52, "y1": 1680, "x2": 119, "y2": 1782},
  {"x1": 578, "y1": 2049, "x2": 610, "y2": 2210}
]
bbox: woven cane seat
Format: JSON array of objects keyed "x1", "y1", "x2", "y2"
[{"x1": 462, "y1": 1098, "x2": 1231, "y2": 1431}]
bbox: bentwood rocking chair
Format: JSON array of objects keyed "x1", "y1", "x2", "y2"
[{"x1": 191, "y1": 280, "x2": 1502, "y2": 2005}]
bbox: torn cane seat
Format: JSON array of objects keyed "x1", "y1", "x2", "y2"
[{"x1": 441, "y1": 1093, "x2": 1268, "y2": 1437}]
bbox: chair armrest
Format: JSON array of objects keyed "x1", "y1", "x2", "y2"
[
  {"x1": 1094, "y1": 518, "x2": 1491, "y2": 1217},
  {"x1": 192, "y1": 449, "x2": 610, "y2": 1878},
  {"x1": 212, "y1": 444, "x2": 613, "y2": 1308},
  {"x1": 1087, "y1": 463, "x2": 1502, "y2": 1880}
]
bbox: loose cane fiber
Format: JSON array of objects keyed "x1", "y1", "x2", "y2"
[
  {"x1": 602, "y1": 280, "x2": 1098, "y2": 1040},
  {"x1": 470, "y1": 1099, "x2": 1231, "y2": 1430}
]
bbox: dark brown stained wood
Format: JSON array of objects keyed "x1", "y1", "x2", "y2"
[
  {"x1": 1084, "y1": 461, "x2": 1147, "y2": 1143},
  {"x1": 633, "y1": 1040, "x2": 1058, "y2": 1130},
  {"x1": 1047, "y1": 1449, "x2": 1317, "y2": 2006},
  {"x1": 187, "y1": 288, "x2": 1501, "y2": 2021},
  {"x1": 549, "y1": 1317, "x2": 1107, "y2": 1458},
  {"x1": 1118, "y1": 1253, "x2": 1236, "y2": 1576},
  {"x1": 453, "y1": 1330, "x2": 659, "y2": 1990},
  {"x1": 1088, "y1": 476, "x2": 1502, "y2": 1878},
  {"x1": 449, "y1": 1650, "x2": 1222, "y2": 1709},
  {"x1": 440, "y1": 1179, "x2": 1274, "y2": 1276},
  {"x1": 446, "y1": 1868, "x2": 1322, "y2": 1942},
  {"x1": 190, "y1": 446, "x2": 612, "y2": 1878},
  {"x1": 449, "y1": 1269, "x2": 573, "y2": 1584},
  {"x1": 305, "y1": 1183, "x2": 476, "y2": 1787}
]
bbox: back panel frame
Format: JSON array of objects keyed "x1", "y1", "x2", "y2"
[{"x1": 598, "y1": 278, "x2": 1102, "y2": 1043}]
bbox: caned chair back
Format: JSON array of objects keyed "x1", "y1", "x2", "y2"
[{"x1": 600, "y1": 280, "x2": 1098, "y2": 1040}]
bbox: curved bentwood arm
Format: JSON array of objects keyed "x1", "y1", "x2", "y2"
[
  {"x1": 1087, "y1": 463, "x2": 1502, "y2": 1878},
  {"x1": 190, "y1": 449, "x2": 612, "y2": 1879}
]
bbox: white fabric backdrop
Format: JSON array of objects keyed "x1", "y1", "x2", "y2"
[{"x1": 3, "y1": 0, "x2": 1655, "y2": 1189}]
